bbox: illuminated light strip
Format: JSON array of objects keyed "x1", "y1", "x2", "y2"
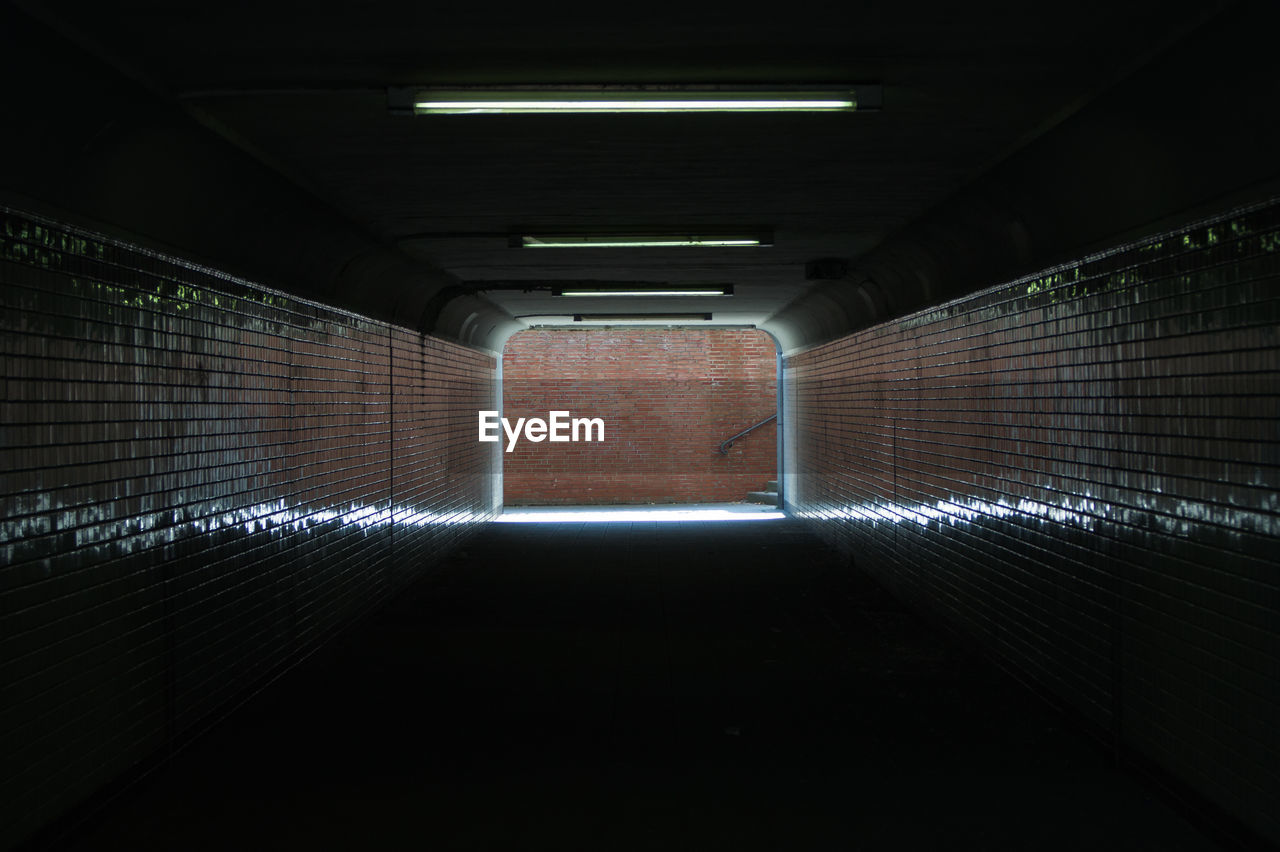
[
  {"x1": 557, "y1": 289, "x2": 730, "y2": 297},
  {"x1": 573, "y1": 313, "x2": 713, "y2": 322},
  {"x1": 414, "y1": 99, "x2": 853, "y2": 114},
  {"x1": 522, "y1": 236, "x2": 763, "y2": 248},
  {"x1": 388, "y1": 86, "x2": 881, "y2": 117}
]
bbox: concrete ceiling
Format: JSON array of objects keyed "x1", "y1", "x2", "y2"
[{"x1": 8, "y1": 1, "x2": 1264, "y2": 350}]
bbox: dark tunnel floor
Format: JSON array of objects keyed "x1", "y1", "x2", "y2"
[{"x1": 58, "y1": 517, "x2": 1223, "y2": 851}]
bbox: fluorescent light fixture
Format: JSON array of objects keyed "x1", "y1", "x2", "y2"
[
  {"x1": 515, "y1": 233, "x2": 770, "y2": 249},
  {"x1": 554, "y1": 284, "x2": 733, "y2": 297},
  {"x1": 387, "y1": 85, "x2": 877, "y2": 115},
  {"x1": 416, "y1": 98, "x2": 851, "y2": 114},
  {"x1": 574, "y1": 313, "x2": 712, "y2": 323}
]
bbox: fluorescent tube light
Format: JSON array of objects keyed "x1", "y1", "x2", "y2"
[
  {"x1": 516, "y1": 234, "x2": 770, "y2": 249},
  {"x1": 416, "y1": 98, "x2": 852, "y2": 114},
  {"x1": 556, "y1": 285, "x2": 733, "y2": 297},
  {"x1": 574, "y1": 313, "x2": 713, "y2": 323},
  {"x1": 388, "y1": 86, "x2": 879, "y2": 115}
]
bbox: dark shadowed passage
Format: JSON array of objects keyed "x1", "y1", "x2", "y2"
[{"x1": 58, "y1": 519, "x2": 1220, "y2": 851}]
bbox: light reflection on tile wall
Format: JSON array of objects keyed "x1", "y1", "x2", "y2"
[
  {"x1": 783, "y1": 203, "x2": 1279, "y2": 844},
  {"x1": 0, "y1": 209, "x2": 498, "y2": 849}
]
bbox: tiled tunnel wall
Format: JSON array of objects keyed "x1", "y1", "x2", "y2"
[
  {"x1": 0, "y1": 208, "x2": 499, "y2": 850},
  {"x1": 503, "y1": 328, "x2": 777, "y2": 505},
  {"x1": 782, "y1": 201, "x2": 1280, "y2": 844}
]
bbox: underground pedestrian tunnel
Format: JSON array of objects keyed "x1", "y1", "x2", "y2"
[{"x1": 1, "y1": 3, "x2": 1278, "y2": 850}]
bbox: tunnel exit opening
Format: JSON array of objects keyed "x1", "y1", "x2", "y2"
[{"x1": 498, "y1": 326, "x2": 780, "y2": 510}]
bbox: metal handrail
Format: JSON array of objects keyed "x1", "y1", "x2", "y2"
[{"x1": 717, "y1": 413, "x2": 777, "y2": 455}]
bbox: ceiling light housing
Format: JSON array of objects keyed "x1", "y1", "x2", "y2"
[
  {"x1": 514, "y1": 232, "x2": 771, "y2": 249},
  {"x1": 388, "y1": 85, "x2": 880, "y2": 115},
  {"x1": 573, "y1": 313, "x2": 713, "y2": 323},
  {"x1": 554, "y1": 284, "x2": 734, "y2": 297}
]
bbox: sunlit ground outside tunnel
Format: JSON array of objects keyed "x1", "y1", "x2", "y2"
[{"x1": 497, "y1": 502, "x2": 785, "y2": 523}]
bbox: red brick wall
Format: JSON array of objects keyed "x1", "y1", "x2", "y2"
[{"x1": 503, "y1": 328, "x2": 776, "y2": 505}]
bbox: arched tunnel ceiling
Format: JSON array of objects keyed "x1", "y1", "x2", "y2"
[{"x1": 7, "y1": 1, "x2": 1272, "y2": 352}]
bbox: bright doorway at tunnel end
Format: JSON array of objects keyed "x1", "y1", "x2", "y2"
[{"x1": 500, "y1": 328, "x2": 778, "y2": 507}]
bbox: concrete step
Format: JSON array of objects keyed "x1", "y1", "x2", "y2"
[
  {"x1": 746, "y1": 491, "x2": 779, "y2": 506},
  {"x1": 766, "y1": 480, "x2": 778, "y2": 492}
]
